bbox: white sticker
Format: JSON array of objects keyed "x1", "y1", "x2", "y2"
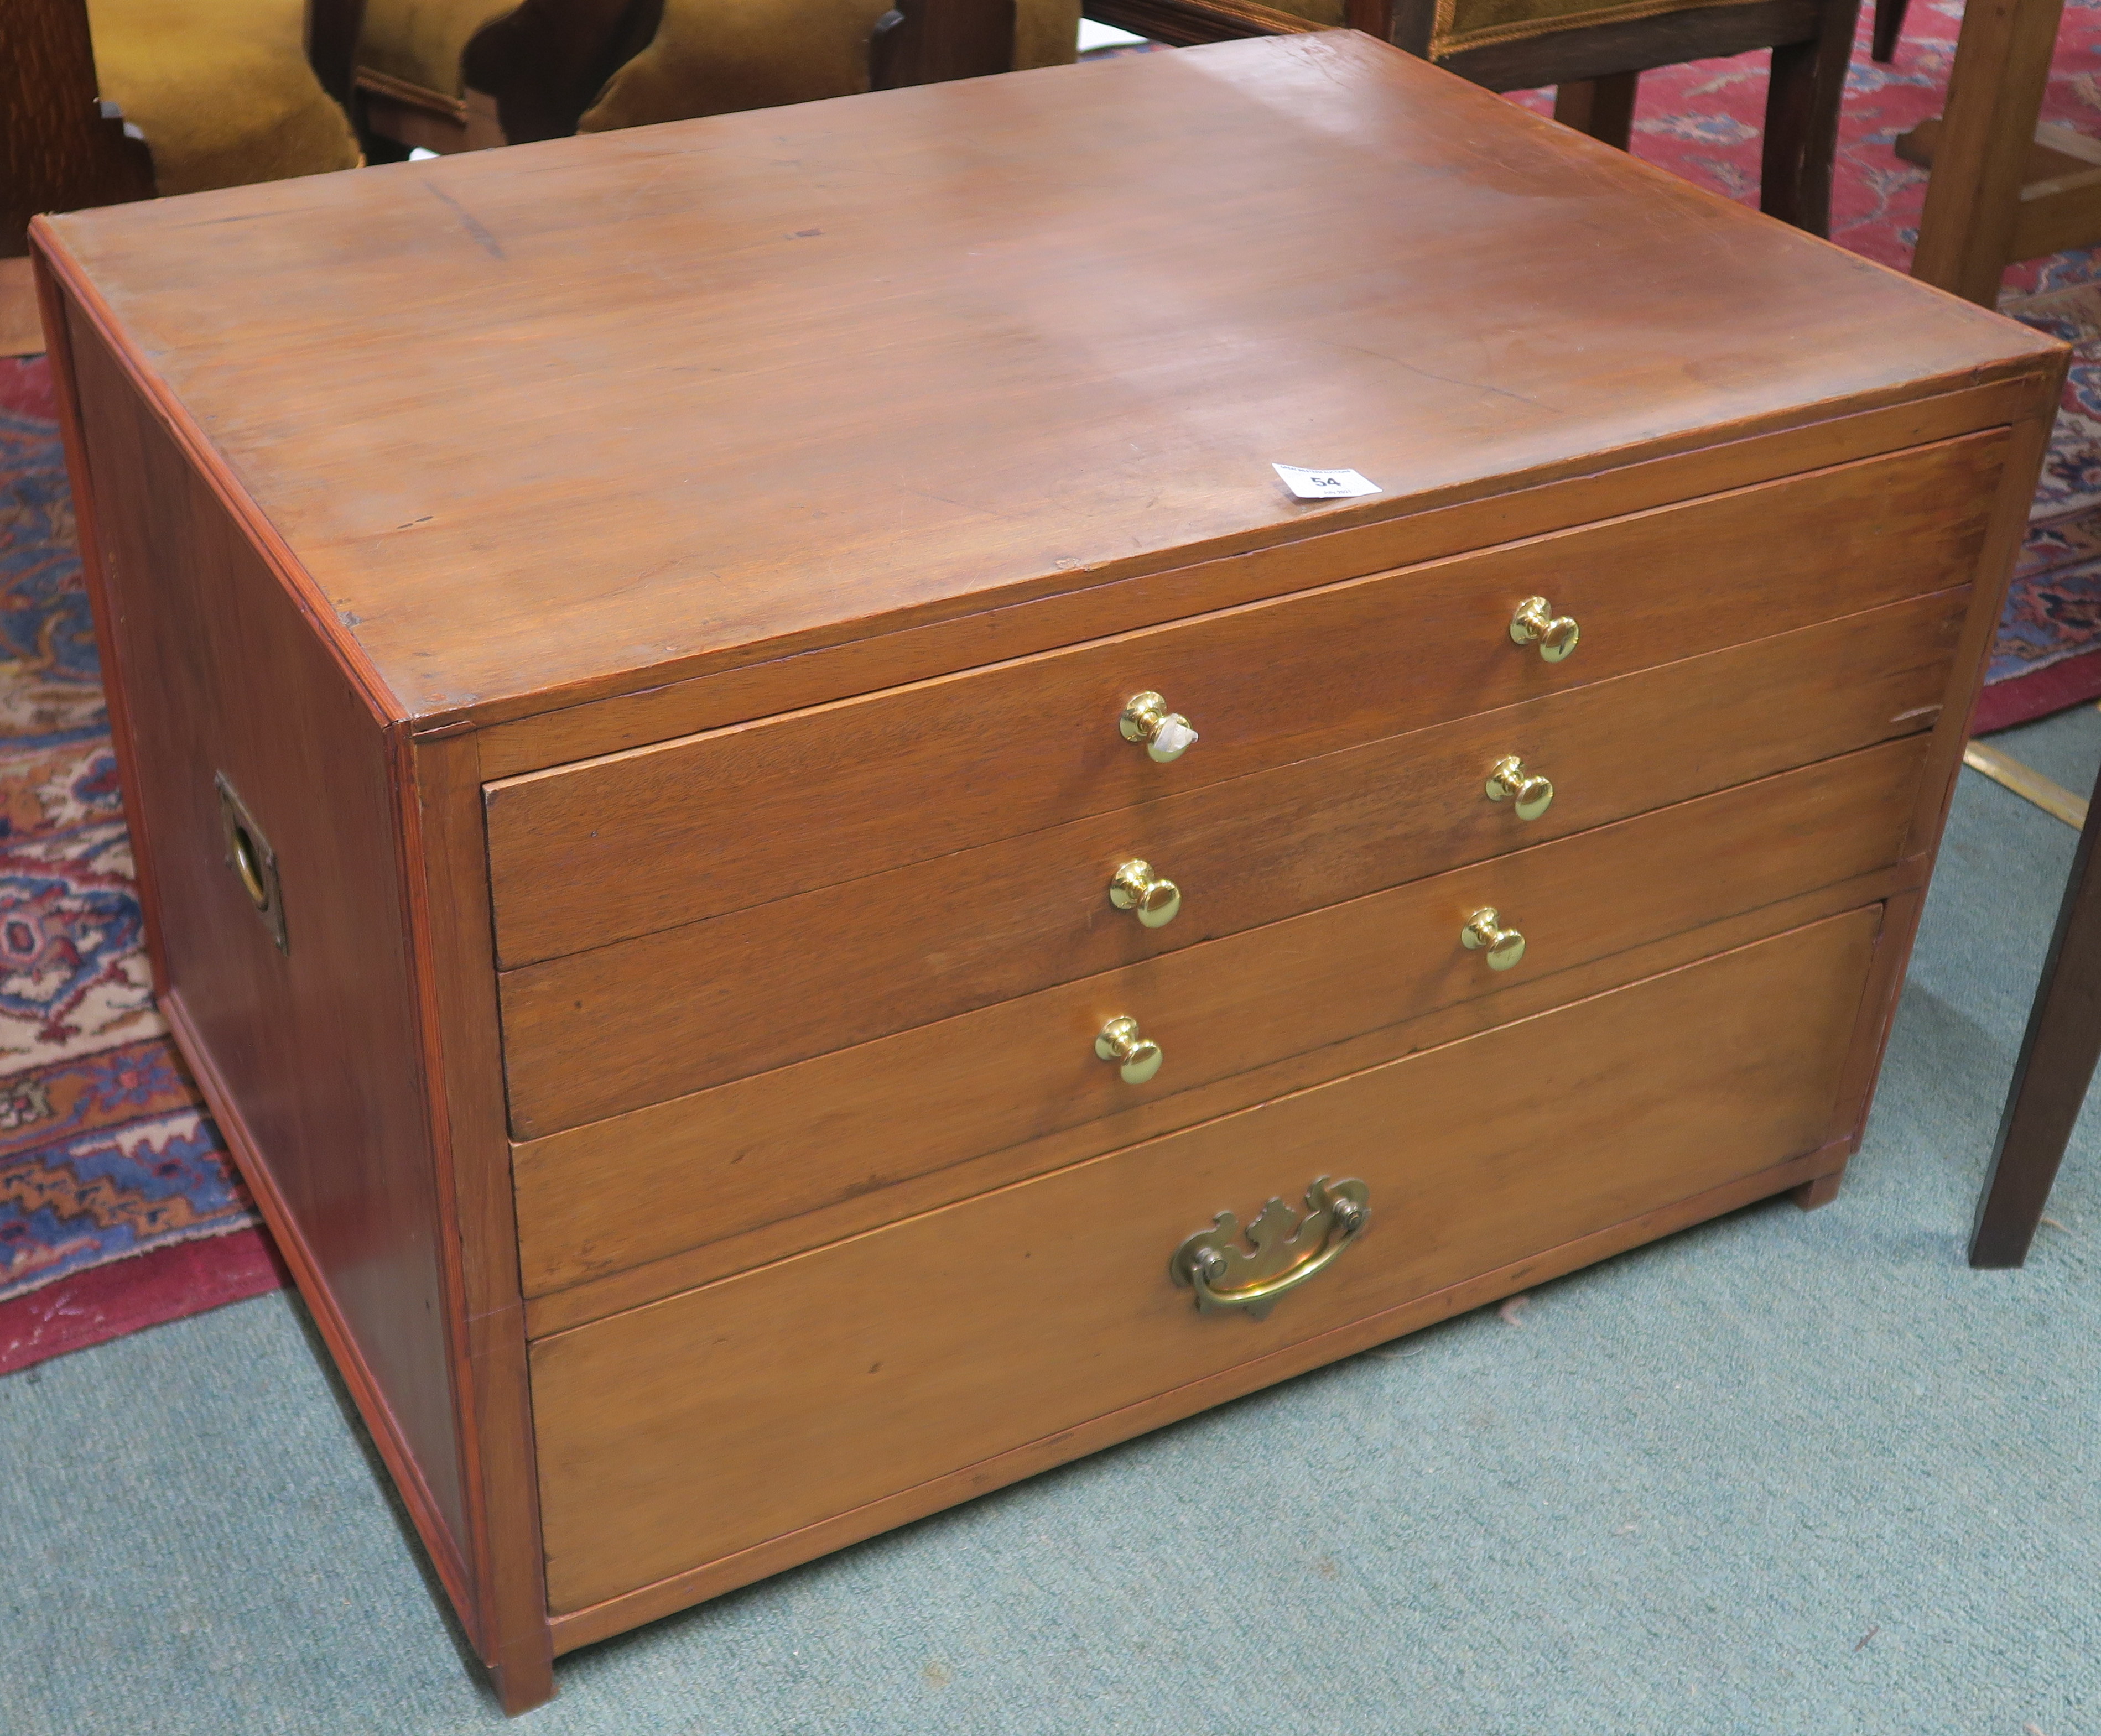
[
  {"x1": 1272, "y1": 463, "x2": 1381, "y2": 500},
  {"x1": 1152, "y1": 716, "x2": 1198, "y2": 758}
]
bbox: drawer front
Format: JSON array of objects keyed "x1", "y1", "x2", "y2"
[
  {"x1": 500, "y1": 588, "x2": 1963, "y2": 1126},
  {"x1": 512, "y1": 733, "x2": 1925, "y2": 1285},
  {"x1": 532, "y1": 906, "x2": 1881, "y2": 1614},
  {"x1": 485, "y1": 432, "x2": 2000, "y2": 968}
]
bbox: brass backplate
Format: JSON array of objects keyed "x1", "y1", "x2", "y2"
[
  {"x1": 1170, "y1": 1176, "x2": 1370, "y2": 1320},
  {"x1": 215, "y1": 771, "x2": 288, "y2": 953}
]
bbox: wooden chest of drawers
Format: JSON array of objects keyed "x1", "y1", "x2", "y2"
[{"x1": 30, "y1": 32, "x2": 2061, "y2": 1713}]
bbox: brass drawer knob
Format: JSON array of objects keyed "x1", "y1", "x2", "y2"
[
  {"x1": 1484, "y1": 754, "x2": 1554, "y2": 820},
  {"x1": 1461, "y1": 905, "x2": 1526, "y2": 970},
  {"x1": 1095, "y1": 1014, "x2": 1164, "y2": 1084},
  {"x1": 1109, "y1": 858, "x2": 1181, "y2": 928},
  {"x1": 1119, "y1": 691, "x2": 1199, "y2": 762},
  {"x1": 1509, "y1": 596, "x2": 1579, "y2": 662},
  {"x1": 1170, "y1": 1177, "x2": 1370, "y2": 1319}
]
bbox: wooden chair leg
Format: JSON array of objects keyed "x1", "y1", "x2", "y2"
[
  {"x1": 1553, "y1": 71, "x2": 1638, "y2": 149},
  {"x1": 306, "y1": 0, "x2": 370, "y2": 105},
  {"x1": 871, "y1": 0, "x2": 1016, "y2": 89},
  {"x1": 1911, "y1": 0, "x2": 2066, "y2": 306},
  {"x1": 1389, "y1": 0, "x2": 1434, "y2": 54},
  {"x1": 1871, "y1": 0, "x2": 1911, "y2": 61},
  {"x1": 1760, "y1": 0, "x2": 1861, "y2": 234},
  {"x1": 1970, "y1": 754, "x2": 2101, "y2": 1268},
  {"x1": 1344, "y1": 0, "x2": 1396, "y2": 37},
  {"x1": 3, "y1": 0, "x2": 155, "y2": 255}
]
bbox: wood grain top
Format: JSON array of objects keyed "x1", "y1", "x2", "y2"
[{"x1": 37, "y1": 32, "x2": 2058, "y2": 726}]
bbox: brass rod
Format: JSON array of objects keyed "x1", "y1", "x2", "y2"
[{"x1": 1964, "y1": 740, "x2": 2089, "y2": 829}]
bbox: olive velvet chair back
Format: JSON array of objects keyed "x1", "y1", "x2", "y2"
[
  {"x1": 350, "y1": 0, "x2": 1080, "y2": 157},
  {"x1": 3, "y1": 0, "x2": 361, "y2": 257}
]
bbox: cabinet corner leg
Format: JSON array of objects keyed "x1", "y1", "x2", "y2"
[
  {"x1": 493, "y1": 1633, "x2": 557, "y2": 1717},
  {"x1": 1792, "y1": 1168, "x2": 1844, "y2": 1211}
]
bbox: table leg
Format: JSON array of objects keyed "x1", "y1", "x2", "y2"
[
  {"x1": 1970, "y1": 752, "x2": 2101, "y2": 1266},
  {"x1": 1553, "y1": 72, "x2": 1638, "y2": 149},
  {"x1": 1911, "y1": 0, "x2": 2066, "y2": 306}
]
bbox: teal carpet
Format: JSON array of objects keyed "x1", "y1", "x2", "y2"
[{"x1": 4, "y1": 714, "x2": 2097, "y2": 1735}]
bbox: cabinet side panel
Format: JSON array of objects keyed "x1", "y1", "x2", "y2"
[
  {"x1": 1834, "y1": 382, "x2": 2071, "y2": 1160},
  {"x1": 64, "y1": 318, "x2": 472, "y2": 1578}
]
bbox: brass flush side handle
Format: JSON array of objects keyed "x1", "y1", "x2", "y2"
[
  {"x1": 1169, "y1": 1177, "x2": 1370, "y2": 1320},
  {"x1": 1109, "y1": 858, "x2": 1181, "y2": 929},
  {"x1": 1484, "y1": 754, "x2": 1554, "y2": 821},
  {"x1": 215, "y1": 771, "x2": 288, "y2": 953},
  {"x1": 1119, "y1": 691, "x2": 1199, "y2": 763},
  {"x1": 1094, "y1": 1015, "x2": 1164, "y2": 1084},
  {"x1": 1460, "y1": 905, "x2": 1525, "y2": 971},
  {"x1": 230, "y1": 828, "x2": 268, "y2": 908},
  {"x1": 1509, "y1": 596, "x2": 1580, "y2": 663}
]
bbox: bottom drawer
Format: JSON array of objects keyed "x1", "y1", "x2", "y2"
[{"x1": 532, "y1": 905, "x2": 1882, "y2": 1616}]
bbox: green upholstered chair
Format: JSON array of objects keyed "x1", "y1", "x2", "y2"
[
  {"x1": 585, "y1": 0, "x2": 1081, "y2": 131},
  {"x1": 350, "y1": 0, "x2": 1081, "y2": 156},
  {"x1": 3, "y1": 0, "x2": 360, "y2": 269},
  {"x1": 1085, "y1": 0, "x2": 1862, "y2": 235},
  {"x1": 349, "y1": 0, "x2": 651, "y2": 152}
]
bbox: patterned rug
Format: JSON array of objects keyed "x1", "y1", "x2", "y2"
[
  {"x1": 0, "y1": 355, "x2": 280, "y2": 1376},
  {"x1": 1975, "y1": 280, "x2": 2101, "y2": 729}
]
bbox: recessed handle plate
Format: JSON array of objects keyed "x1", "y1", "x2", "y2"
[{"x1": 216, "y1": 771, "x2": 288, "y2": 953}]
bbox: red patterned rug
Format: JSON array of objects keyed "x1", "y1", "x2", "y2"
[{"x1": 0, "y1": 355, "x2": 283, "y2": 1376}]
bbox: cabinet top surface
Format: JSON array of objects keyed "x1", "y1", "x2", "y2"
[{"x1": 43, "y1": 32, "x2": 2053, "y2": 725}]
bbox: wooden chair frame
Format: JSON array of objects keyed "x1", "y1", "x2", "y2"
[
  {"x1": 3, "y1": 0, "x2": 158, "y2": 257},
  {"x1": 1971, "y1": 749, "x2": 2101, "y2": 1268},
  {"x1": 0, "y1": 0, "x2": 1022, "y2": 350},
  {"x1": 353, "y1": 0, "x2": 1020, "y2": 158},
  {"x1": 1894, "y1": 0, "x2": 2101, "y2": 308},
  {"x1": 2, "y1": 0, "x2": 375, "y2": 256},
  {"x1": 1084, "y1": 0, "x2": 1864, "y2": 234},
  {"x1": 873, "y1": 0, "x2": 1020, "y2": 86},
  {"x1": 353, "y1": 0, "x2": 669, "y2": 157}
]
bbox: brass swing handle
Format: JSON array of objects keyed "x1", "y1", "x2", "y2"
[{"x1": 1169, "y1": 1177, "x2": 1370, "y2": 1319}]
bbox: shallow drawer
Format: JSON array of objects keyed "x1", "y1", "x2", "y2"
[
  {"x1": 511, "y1": 733, "x2": 1925, "y2": 1289},
  {"x1": 498, "y1": 588, "x2": 1963, "y2": 1127},
  {"x1": 484, "y1": 432, "x2": 2000, "y2": 967},
  {"x1": 532, "y1": 905, "x2": 1880, "y2": 1615}
]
